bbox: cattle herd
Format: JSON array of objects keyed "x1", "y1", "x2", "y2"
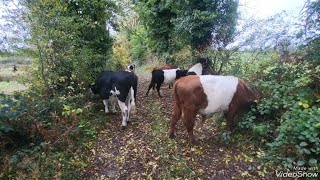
[{"x1": 90, "y1": 58, "x2": 258, "y2": 143}]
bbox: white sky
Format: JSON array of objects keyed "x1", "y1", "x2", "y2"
[{"x1": 239, "y1": 0, "x2": 305, "y2": 18}]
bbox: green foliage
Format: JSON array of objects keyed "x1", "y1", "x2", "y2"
[
  {"x1": 0, "y1": 88, "x2": 99, "y2": 178},
  {"x1": 135, "y1": 0, "x2": 177, "y2": 55},
  {"x1": 24, "y1": 0, "x2": 118, "y2": 95},
  {"x1": 129, "y1": 25, "x2": 151, "y2": 64},
  {"x1": 135, "y1": 0, "x2": 239, "y2": 55},
  {"x1": 267, "y1": 107, "x2": 320, "y2": 168},
  {"x1": 238, "y1": 60, "x2": 320, "y2": 168}
]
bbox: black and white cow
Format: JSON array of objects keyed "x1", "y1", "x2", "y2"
[
  {"x1": 90, "y1": 71, "x2": 138, "y2": 128},
  {"x1": 146, "y1": 68, "x2": 188, "y2": 97}
]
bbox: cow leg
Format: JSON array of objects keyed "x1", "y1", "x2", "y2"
[
  {"x1": 127, "y1": 87, "x2": 136, "y2": 123},
  {"x1": 156, "y1": 83, "x2": 162, "y2": 97},
  {"x1": 111, "y1": 100, "x2": 117, "y2": 112},
  {"x1": 117, "y1": 100, "x2": 128, "y2": 129},
  {"x1": 183, "y1": 107, "x2": 197, "y2": 144},
  {"x1": 110, "y1": 96, "x2": 117, "y2": 113},
  {"x1": 146, "y1": 81, "x2": 154, "y2": 96},
  {"x1": 224, "y1": 108, "x2": 237, "y2": 131},
  {"x1": 127, "y1": 101, "x2": 131, "y2": 123},
  {"x1": 103, "y1": 99, "x2": 109, "y2": 113},
  {"x1": 126, "y1": 97, "x2": 132, "y2": 123},
  {"x1": 168, "y1": 101, "x2": 182, "y2": 139}
]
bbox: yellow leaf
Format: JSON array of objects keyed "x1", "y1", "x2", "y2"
[
  {"x1": 91, "y1": 149, "x2": 96, "y2": 155},
  {"x1": 241, "y1": 171, "x2": 249, "y2": 176},
  {"x1": 225, "y1": 159, "x2": 230, "y2": 165},
  {"x1": 133, "y1": 148, "x2": 138, "y2": 153},
  {"x1": 197, "y1": 168, "x2": 205, "y2": 173},
  {"x1": 302, "y1": 103, "x2": 309, "y2": 109}
]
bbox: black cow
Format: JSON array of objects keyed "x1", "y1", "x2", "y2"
[{"x1": 90, "y1": 71, "x2": 138, "y2": 128}]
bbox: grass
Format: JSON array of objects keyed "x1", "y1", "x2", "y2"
[
  {"x1": 0, "y1": 60, "x2": 30, "y2": 94},
  {"x1": 0, "y1": 81, "x2": 27, "y2": 94},
  {"x1": 0, "y1": 56, "x2": 32, "y2": 65}
]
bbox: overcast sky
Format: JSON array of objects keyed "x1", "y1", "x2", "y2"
[{"x1": 239, "y1": 0, "x2": 305, "y2": 18}]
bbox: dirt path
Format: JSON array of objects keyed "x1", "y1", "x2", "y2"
[{"x1": 82, "y1": 75, "x2": 275, "y2": 179}]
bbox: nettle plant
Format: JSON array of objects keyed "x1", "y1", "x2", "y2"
[{"x1": 240, "y1": 61, "x2": 320, "y2": 168}]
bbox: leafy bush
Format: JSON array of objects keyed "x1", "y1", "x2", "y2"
[
  {"x1": 267, "y1": 107, "x2": 320, "y2": 168},
  {"x1": 0, "y1": 89, "x2": 98, "y2": 179},
  {"x1": 238, "y1": 60, "x2": 320, "y2": 168}
]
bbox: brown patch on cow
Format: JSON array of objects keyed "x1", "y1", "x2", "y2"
[
  {"x1": 225, "y1": 79, "x2": 257, "y2": 130},
  {"x1": 168, "y1": 76, "x2": 208, "y2": 144},
  {"x1": 153, "y1": 64, "x2": 177, "y2": 71}
]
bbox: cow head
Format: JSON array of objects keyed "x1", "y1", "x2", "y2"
[
  {"x1": 127, "y1": 64, "x2": 136, "y2": 72},
  {"x1": 199, "y1": 57, "x2": 209, "y2": 69}
]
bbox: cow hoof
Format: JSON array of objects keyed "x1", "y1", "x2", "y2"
[
  {"x1": 189, "y1": 138, "x2": 197, "y2": 145},
  {"x1": 127, "y1": 121, "x2": 131, "y2": 124},
  {"x1": 121, "y1": 126, "x2": 126, "y2": 130},
  {"x1": 168, "y1": 133, "x2": 175, "y2": 139}
]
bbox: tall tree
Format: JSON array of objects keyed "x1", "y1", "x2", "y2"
[
  {"x1": 135, "y1": 0, "x2": 177, "y2": 57},
  {"x1": 5, "y1": 0, "x2": 119, "y2": 96},
  {"x1": 135, "y1": 0, "x2": 239, "y2": 58},
  {"x1": 302, "y1": 0, "x2": 320, "y2": 63}
]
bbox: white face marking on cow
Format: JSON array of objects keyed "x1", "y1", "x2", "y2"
[
  {"x1": 103, "y1": 99, "x2": 109, "y2": 113},
  {"x1": 163, "y1": 69, "x2": 178, "y2": 84},
  {"x1": 199, "y1": 75, "x2": 239, "y2": 115},
  {"x1": 118, "y1": 100, "x2": 128, "y2": 127},
  {"x1": 188, "y1": 63, "x2": 203, "y2": 75}
]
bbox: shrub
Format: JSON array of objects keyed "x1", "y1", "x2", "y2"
[
  {"x1": 0, "y1": 89, "x2": 98, "y2": 179},
  {"x1": 239, "y1": 60, "x2": 320, "y2": 168}
]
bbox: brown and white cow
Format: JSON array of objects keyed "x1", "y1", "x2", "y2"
[{"x1": 168, "y1": 75, "x2": 258, "y2": 143}]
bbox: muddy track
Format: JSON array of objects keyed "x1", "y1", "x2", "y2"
[{"x1": 82, "y1": 75, "x2": 275, "y2": 180}]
